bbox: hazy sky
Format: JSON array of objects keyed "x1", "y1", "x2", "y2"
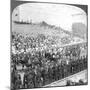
[{"x1": 12, "y1": 3, "x2": 87, "y2": 31}]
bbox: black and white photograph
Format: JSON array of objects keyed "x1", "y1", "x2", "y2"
[{"x1": 11, "y1": 0, "x2": 88, "y2": 90}]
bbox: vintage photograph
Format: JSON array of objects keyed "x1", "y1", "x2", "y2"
[{"x1": 11, "y1": 0, "x2": 88, "y2": 90}]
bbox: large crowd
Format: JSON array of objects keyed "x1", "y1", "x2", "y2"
[{"x1": 11, "y1": 32, "x2": 87, "y2": 90}]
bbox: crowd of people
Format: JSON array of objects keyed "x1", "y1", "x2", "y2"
[{"x1": 11, "y1": 32, "x2": 87, "y2": 90}]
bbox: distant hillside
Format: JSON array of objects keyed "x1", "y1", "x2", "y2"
[
  {"x1": 72, "y1": 23, "x2": 87, "y2": 40},
  {"x1": 13, "y1": 21, "x2": 87, "y2": 42},
  {"x1": 12, "y1": 21, "x2": 72, "y2": 37}
]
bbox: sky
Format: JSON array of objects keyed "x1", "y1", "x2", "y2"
[{"x1": 12, "y1": 3, "x2": 87, "y2": 31}]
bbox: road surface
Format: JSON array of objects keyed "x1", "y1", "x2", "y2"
[{"x1": 44, "y1": 69, "x2": 87, "y2": 87}]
